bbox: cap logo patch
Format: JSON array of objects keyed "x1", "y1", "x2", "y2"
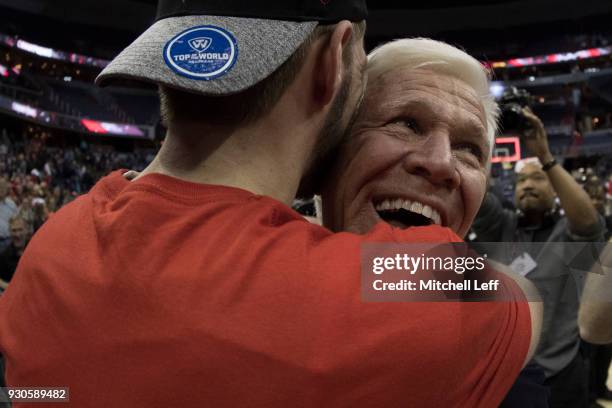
[
  {"x1": 188, "y1": 37, "x2": 212, "y2": 53},
  {"x1": 163, "y1": 25, "x2": 238, "y2": 81}
]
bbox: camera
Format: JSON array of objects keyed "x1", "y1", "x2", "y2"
[{"x1": 499, "y1": 86, "x2": 534, "y2": 132}]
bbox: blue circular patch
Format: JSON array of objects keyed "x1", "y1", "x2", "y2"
[{"x1": 163, "y1": 25, "x2": 238, "y2": 80}]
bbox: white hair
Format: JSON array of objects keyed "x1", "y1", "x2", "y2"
[{"x1": 367, "y1": 38, "x2": 499, "y2": 153}]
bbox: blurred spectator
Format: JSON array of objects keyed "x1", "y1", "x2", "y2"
[
  {"x1": 607, "y1": 175, "x2": 612, "y2": 200},
  {"x1": 0, "y1": 215, "x2": 30, "y2": 292},
  {"x1": 31, "y1": 198, "x2": 50, "y2": 232},
  {"x1": 471, "y1": 109, "x2": 604, "y2": 408},
  {"x1": 581, "y1": 177, "x2": 612, "y2": 407},
  {"x1": 584, "y1": 178, "x2": 611, "y2": 238},
  {"x1": 579, "y1": 244, "x2": 612, "y2": 344},
  {"x1": 0, "y1": 178, "x2": 17, "y2": 252}
]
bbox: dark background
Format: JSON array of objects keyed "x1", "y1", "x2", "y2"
[{"x1": 1, "y1": 0, "x2": 612, "y2": 61}]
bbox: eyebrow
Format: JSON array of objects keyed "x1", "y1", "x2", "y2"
[{"x1": 388, "y1": 94, "x2": 489, "y2": 148}]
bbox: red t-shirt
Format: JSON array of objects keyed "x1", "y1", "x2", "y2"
[{"x1": 0, "y1": 171, "x2": 530, "y2": 407}]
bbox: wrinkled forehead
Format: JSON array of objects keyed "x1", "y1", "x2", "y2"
[{"x1": 364, "y1": 67, "x2": 486, "y2": 120}]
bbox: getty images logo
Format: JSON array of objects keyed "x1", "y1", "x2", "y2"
[{"x1": 188, "y1": 37, "x2": 212, "y2": 53}]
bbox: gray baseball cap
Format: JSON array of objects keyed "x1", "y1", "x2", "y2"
[{"x1": 96, "y1": 0, "x2": 368, "y2": 96}]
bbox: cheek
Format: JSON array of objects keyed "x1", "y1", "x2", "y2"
[
  {"x1": 515, "y1": 183, "x2": 526, "y2": 197},
  {"x1": 347, "y1": 132, "x2": 409, "y2": 183},
  {"x1": 331, "y1": 133, "x2": 409, "y2": 221}
]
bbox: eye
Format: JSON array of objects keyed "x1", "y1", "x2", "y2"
[
  {"x1": 532, "y1": 174, "x2": 547, "y2": 181},
  {"x1": 454, "y1": 142, "x2": 484, "y2": 161},
  {"x1": 388, "y1": 117, "x2": 420, "y2": 133}
]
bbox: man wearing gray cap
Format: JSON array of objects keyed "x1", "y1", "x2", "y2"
[
  {"x1": 0, "y1": 1, "x2": 534, "y2": 407},
  {"x1": 102, "y1": 0, "x2": 368, "y2": 200}
]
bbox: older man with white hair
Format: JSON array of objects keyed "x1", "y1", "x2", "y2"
[
  {"x1": 322, "y1": 38, "x2": 498, "y2": 236},
  {"x1": 321, "y1": 38, "x2": 544, "y2": 406}
]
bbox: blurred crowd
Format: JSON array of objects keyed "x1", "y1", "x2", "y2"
[
  {"x1": 0, "y1": 127, "x2": 154, "y2": 288},
  {"x1": 574, "y1": 167, "x2": 612, "y2": 230}
]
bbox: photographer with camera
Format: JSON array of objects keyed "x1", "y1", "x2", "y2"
[{"x1": 471, "y1": 90, "x2": 604, "y2": 408}]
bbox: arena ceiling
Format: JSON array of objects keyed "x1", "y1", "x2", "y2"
[
  {"x1": 1, "y1": 0, "x2": 612, "y2": 61},
  {"x1": 1, "y1": 0, "x2": 612, "y2": 37}
]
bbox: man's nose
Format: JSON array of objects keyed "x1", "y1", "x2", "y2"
[
  {"x1": 402, "y1": 133, "x2": 460, "y2": 190},
  {"x1": 519, "y1": 178, "x2": 536, "y2": 190},
  {"x1": 522, "y1": 183, "x2": 534, "y2": 191}
]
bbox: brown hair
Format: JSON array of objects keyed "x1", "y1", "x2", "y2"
[{"x1": 159, "y1": 22, "x2": 365, "y2": 128}]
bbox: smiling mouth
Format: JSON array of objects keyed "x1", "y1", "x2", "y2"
[{"x1": 374, "y1": 198, "x2": 442, "y2": 229}]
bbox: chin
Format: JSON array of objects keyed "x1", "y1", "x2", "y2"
[
  {"x1": 341, "y1": 204, "x2": 379, "y2": 235},
  {"x1": 344, "y1": 218, "x2": 377, "y2": 235}
]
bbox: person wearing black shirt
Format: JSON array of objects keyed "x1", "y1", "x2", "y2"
[{"x1": 472, "y1": 109, "x2": 604, "y2": 408}]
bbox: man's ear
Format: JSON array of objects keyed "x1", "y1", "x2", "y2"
[{"x1": 314, "y1": 20, "x2": 354, "y2": 107}]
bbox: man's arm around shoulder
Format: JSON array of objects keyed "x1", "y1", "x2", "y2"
[
  {"x1": 489, "y1": 260, "x2": 543, "y2": 366},
  {"x1": 579, "y1": 241, "x2": 612, "y2": 344}
]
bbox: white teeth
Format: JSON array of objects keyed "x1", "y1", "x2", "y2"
[
  {"x1": 410, "y1": 201, "x2": 423, "y2": 214},
  {"x1": 431, "y1": 211, "x2": 442, "y2": 226},
  {"x1": 375, "y1": 198, "x2": 443, "y2": 226},
  {"x1": 422, "y1": 205, "x2": 433, "y2": 219}
]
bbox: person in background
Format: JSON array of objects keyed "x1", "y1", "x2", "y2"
[
  {"x1": 606, "y1": 174, "x2": 612, "y2": 202},
  {"x1": 0, "y1": 214, "x2": 26, "y2": 405},
  {"x1": 578, "y1": 245, "x2": 612, "y2": 405},
  {"x1": 584, "y1": 178, "x2": 612, "y2": 239},
  {"x1": 581, "y1": 177, "x2": 612, "y2": 408},
  {"x1": 471, "y1": 113, "x2": 604, "y2": 408},
  {"x1": 0, "y1": 215, "x2": 30, "y2": 293},
  {"x1": 579, "y1": 244, "x2": 612, "y2": 343},
  {"x1": 0, "y1": 178, "x2": 17, "y2": 252}
]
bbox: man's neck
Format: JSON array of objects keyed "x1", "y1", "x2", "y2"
[
  {"x1": 522, "y1": 209, "x2": 547, "y2": 227},
  {"x1": 138, "y1": 117, "x2": 315, "y2": 205}
]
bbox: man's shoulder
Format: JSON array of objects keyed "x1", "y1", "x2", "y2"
[{"x1": 21, "y1": 196, "x2": 90, "y2": 261}]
